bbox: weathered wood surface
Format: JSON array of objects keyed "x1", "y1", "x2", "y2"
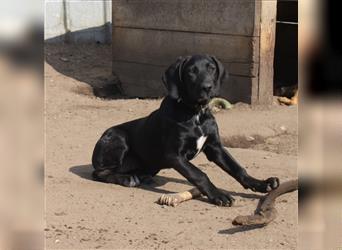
[
  {"x1": 111, "y1": 0, "x2": 276, "y2": 104},
  {"x1": 113, "y1": 59, "x2": 258, "y2": 78},
  {"x1": 257, "y1": 0, "x2": 277, "y2": 104},
  {"x1": 113, "y1": 60, "x2": 254, "y2": 103},
  {"x1": 113, "y1": 27, "x2": 259, "y2": 64},
  {"x1": 113, "y1": 0, "x2": 260, "y2": 36}
]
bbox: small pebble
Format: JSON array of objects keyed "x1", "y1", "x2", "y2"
[
  {"x1": 246, "y1": 136, "x2": 255, "y2": 141},
  {"x1": 54, "y1": 211, "x2": 66, "y2": 216},
  {"x1": 280, "y1": 126, "x2": 287, "y2": 131},
  {"x1": 60, "y1": 57, "x2": 69, "y2": 62}
]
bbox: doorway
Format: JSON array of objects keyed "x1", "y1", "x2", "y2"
[{"x1": 273, "y1": 0, "x2": 298, "y2": 97}]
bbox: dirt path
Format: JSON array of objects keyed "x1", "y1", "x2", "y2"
[{"x1": 45, "y1": 45, "x2": 297, "y2": 249}]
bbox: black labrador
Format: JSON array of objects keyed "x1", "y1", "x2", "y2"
[{"x1": 92, "y1": 55, "x2": 279, "y2": 206}]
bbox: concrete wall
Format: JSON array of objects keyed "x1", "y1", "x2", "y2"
[
  {"x1": 45, "y1": 0, "x2": 111, "y2": 43},
  {"x1": 112, "y1": 0, "x2": 266, "y2": 103}
]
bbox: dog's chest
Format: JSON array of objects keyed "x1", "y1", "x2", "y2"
[
  {"x1": 183, "y1": 115, "x2": 208, "y2": 160},
  {"x1": 195, "y1": 135, "x2": 207, "y2": 155},
  {"x1": 188, "y1": 128, "x2": 207, "y2": 159}
]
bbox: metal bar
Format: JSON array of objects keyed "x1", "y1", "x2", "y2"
[{"x1": 276, "y1": 21, "x2": 298, "y2": 25}]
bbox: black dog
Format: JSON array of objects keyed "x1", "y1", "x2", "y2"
[{"x1": 92, "y1": 55, "x2": 279, "y2": 206}]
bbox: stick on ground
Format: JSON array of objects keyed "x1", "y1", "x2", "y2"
[
  {"x1": 157, "y1": 188, "x2": 201, "y2": 207},
  {"x1": 232, "y1": 179, "x2": 298, "y2": 226},
  {"x1": 157, "y1": 179, "x2": 298, "y2": 228}
]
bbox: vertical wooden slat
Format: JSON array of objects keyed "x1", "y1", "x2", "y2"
[{"x1": 257, "y1": 0, "x2": 277, "y2": 105}]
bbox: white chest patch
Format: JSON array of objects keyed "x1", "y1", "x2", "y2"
[{"x1": 195, "y1": 135, "x2": 207, "y2": 155}]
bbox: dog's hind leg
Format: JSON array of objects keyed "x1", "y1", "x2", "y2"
[
  {"x1": 92, "y1": 154, "x2": 142, "y2": 187},
  {"x1": 92, "y1": 128, "x2": 141, "y2": 187},
  {"x1": 92, "y1": 169, "x2": 141, "y2": 187}
]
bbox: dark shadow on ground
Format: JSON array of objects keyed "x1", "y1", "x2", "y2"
[
  {"x1": 45, "y1": 25, "x2": 127, "y2": 99},
  {"x1": 218, "y1": 224, "x2": 266, "y2": 235},
  {"x1": 70, "y1": 164, "x2": 190, "y2": 187},
  {"x1": 70, "y1": 164, "x2": 262, "y2": 201},
  {"x1": 70, "y1": 164, "x2": 190, "y2": 196},
  {"x1": 46, "y1": 23, "x2": 112, "y2": 44}
]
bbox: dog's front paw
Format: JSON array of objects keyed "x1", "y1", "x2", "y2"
[
  {"x1": 249, "y1": 177, "x2": 280, "y2": 193},
  {"x1": 209, "y1": 190, "x2": 235, "y2": 207},
  {"x1": 265, "y1": 177, "x2": 280, "y2": 192}
]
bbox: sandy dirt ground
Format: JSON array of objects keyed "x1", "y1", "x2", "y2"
[{"x1": 45, "y1": 44, "x2": 298, "y2": 249}]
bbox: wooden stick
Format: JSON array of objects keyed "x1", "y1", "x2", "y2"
[
  {"x1": 232, "y1": 179, "x2": 298, "y2": 226},
  {"x1": 157, "y1": 180, "x2": 298, "y2": 228},
  {"x1": 157, "y1": 188, "x2": 201, "y2": 207}
]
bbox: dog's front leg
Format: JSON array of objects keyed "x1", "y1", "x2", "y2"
[
  {"x1": 204, "y1": 144, "x2": 279, "y2": 193},
  {"x1": 167, "y1": 157, "x2": 234, "y2": 206}
]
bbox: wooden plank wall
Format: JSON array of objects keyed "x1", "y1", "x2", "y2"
[{"x1": 112, "y1": 0, "x2": 263, "y2": 103}]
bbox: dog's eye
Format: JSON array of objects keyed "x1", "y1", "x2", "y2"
[
  {"x1": 187, "y1": 67, "x2": 198, "y2": 77},
  {"x1": 189, "y1": 67, "x2": 198, "y2": 73},
  {"x1": 207, "y1": 64, "x2": 216, "y2": 73}
]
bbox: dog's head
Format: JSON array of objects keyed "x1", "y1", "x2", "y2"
[{"x1": 162, "y1": 55, "x2": 228, "y2": 106}]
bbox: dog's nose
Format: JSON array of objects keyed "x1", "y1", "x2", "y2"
[{"x1": 202, "y1": 85, "x2": 212, "y2": 93}]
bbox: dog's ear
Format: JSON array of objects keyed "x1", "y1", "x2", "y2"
[
  {"x1": 162, "y1": 56, "x2": 189, "y2": 99},
  {"x1": 211, "y1": 56, "x2": 229, "y2": 95}
]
